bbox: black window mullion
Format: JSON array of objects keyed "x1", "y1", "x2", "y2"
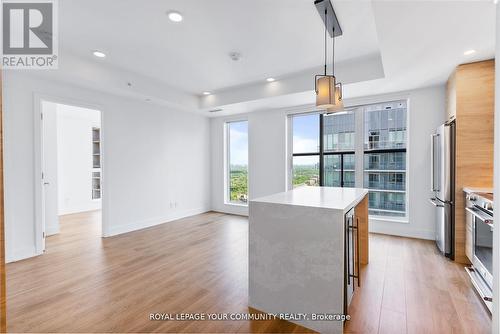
[
  {"x1": 363, "y1": 148, "x2": 406, "y2": 154},
  {"x1": 319, "y1": 114, "x2": 324, "y2": 186},
  {"x1": 292, "y1": 152, "x2": 321, "y2": 157},
  {"x1": 340, "y1": 154, "x2": 344, "y2": 187},
  {"x1": 323, "y1": 151, "x2": 355, "y2": 155}
]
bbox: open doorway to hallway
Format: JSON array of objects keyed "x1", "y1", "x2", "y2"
[{"x1": 40, "y1": 100, "x2": 103, "y2": 251}]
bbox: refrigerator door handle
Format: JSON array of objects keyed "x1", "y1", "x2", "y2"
[
  {"x1": 430, "y1": 133, "x2": 439, "y2": 192},
  {"x1": 429, "y1": 198, "x2": 444, "y2": 207}
]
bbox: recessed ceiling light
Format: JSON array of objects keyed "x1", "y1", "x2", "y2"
[
  {"x1": 167, "y1": 11, "x2": 183, "y2": 22},
  {"x1": 266, "y1": 77, "x2": 276, "y2": 82},
  {"x1": 202, "y1": 91, "x2": 211, "y2": 96},
  {"x1": 93, "y1": 50, "x2": 106, "y2": 58},
  {"x1": 464, "y1": 49, "x2": 476, "y2": 56}
]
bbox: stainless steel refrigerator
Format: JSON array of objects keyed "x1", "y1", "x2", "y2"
[{"x1": 429, "y1": 120, "x2": 455, "y2": 259}]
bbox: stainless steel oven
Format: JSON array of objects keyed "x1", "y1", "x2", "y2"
[{"x1": 465, "y1": 192, "x2": 493, "y2": 313}]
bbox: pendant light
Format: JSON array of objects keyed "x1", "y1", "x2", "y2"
[
  {"x1": 327, "y1": 27, "x2": 344, "y2": 113},
  {"x1": 315, "y1": 6, "x2": 343, "y2": 112}
]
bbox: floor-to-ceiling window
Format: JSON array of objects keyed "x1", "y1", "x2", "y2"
[
  {"x1": 289, "y1": 100, "x2": 408, "y2": 220},
  {"x1": 226, "y1": 120, "x2": 249, "y2": 205}
]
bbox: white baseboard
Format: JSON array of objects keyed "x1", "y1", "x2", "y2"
[
  {"x1": 45, "y1": 225, "x2": 60, "y2": 236},
  {"x1": 6, "y1": 246, "x2": 39, "y2": 263},
  {"x1": 104, "y1": 207, "x2": 211, "y2": 237},
  {"x1": 212, "y1": 204, "x2": 249, "y2": 217},
  {"x1": 59, "y1": 203, "x2": 102, "y2": 216},
  {"x1": 369, "y1": 219, "x2": 435, "y2": 240}
]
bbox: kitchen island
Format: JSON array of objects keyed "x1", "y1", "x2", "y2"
[{"x1": 248, "y1": 186, "x2": 369, "y2": 334}]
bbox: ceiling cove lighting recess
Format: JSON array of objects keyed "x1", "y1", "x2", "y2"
[
  {"x1": 93, "y1": 50, "x2": 106, "y2": 58},
  {"x1": 167, "y1": 11, "x2": 183, "y2": 22},
  {"x1": 464, "y1": 49, "x2": 476, "y2": 56},
  {"x1": 314, "y1": 0, "x2": 344, "y2": 113},
  {"x1": 266, "y1": 77, "x2": 276, "y2": 82}
]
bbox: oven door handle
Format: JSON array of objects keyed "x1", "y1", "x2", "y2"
[{"x1": 466, "y1": 207, "x2": 494, "y2": 226}]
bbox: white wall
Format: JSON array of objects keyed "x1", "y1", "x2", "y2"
[
  {"x1": 211, "y1": 85, "x2": 445, "y2": 239},
  {"x1": 56, "y1": 104, "x2": 101, "y2": 215},
  {"x1": 41, "y1": 101, "x2": 60, "y2": 236},
  {"x1": 3, "y1": 72, "x2": 211, "y2": 263}
]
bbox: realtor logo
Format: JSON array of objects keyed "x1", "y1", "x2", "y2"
[{"x1": 1, "y1": 0, "x2": 58, "y2": 69}]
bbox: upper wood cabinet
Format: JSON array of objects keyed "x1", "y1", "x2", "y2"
[
  {"x1": 446, "y1": 71, "x2": 457, "y2": 121},
  {"x1": 448, "y1": 60, "x2": 495, "y2": 264}
]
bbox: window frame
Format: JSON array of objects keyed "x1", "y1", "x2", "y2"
[
  {"x1": 224, "y1": 119, "x2": 249, "y2": 207},
  {"x1": 291, "y1": 112, "x2": 356, "y2": 188},
  {"x1": 288, "y1": 99, "x2": 410, "y2": 222}
]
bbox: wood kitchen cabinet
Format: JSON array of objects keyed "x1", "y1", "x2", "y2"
[
  {"x1": 447, "y1": 60, "x2": 495, "y2": 264},
  {"x1": 355, "y1": 194, "x2": 369, "y2": 266}
]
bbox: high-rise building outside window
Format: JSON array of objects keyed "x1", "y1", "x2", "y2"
[
  {"x1": 363, "y1": 101, "x2": 407, "y2": 217},
  {"x1": 323, "y1": 112, "x2": 356, "y2": 187}
]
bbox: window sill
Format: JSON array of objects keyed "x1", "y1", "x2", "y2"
[
  {"x1": 224, "y1": 202, "x2": 248, "y2": 208},
  {"x1": 369, "y1": 216, "x2": 409, "y2": 224}
]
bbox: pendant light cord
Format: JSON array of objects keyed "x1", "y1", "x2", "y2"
[
  {"x1": 332, "y1": 27, "x2": 335, "y2": 76},
  {"x1": 324, "y1": 9, "x2": 327, "y2": 76}
]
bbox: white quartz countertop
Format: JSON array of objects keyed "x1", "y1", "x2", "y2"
[{"x1": 251, "y1": 186, "x2": 368, "y2": 211}]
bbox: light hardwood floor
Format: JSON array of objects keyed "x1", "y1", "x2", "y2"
[
  {"x1": 346, "y1": 233, "x2": 491, "y2": 334},
  {"x1": 7, "y1": 211, "x2": 491, "y2": 333}
]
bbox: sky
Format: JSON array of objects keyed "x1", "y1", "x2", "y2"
[
  {"x1": 293, "y1": 114, "x2": 319, "y2": 153},
  {"x1": 229, "y1": 121, "x2": 248, "y2": 166}
]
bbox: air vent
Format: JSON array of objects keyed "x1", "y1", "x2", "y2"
[{"x1": 208, "y1": 108, "x2": 223, "y2": 113}]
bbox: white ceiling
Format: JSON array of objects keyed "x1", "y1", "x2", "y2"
[
  {"x1": 345, "y1": 0, "x2": 496, "y2": 98},
  {"x1": 48, "y1": 0, "x2": 497, "y2": 115},
  {"x1": 59, "y1": 0, "x2": 380, "y2": 94}
]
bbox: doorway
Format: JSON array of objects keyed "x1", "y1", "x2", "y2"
[{"x1": 36, "y1": 98, "x2": 104, "y2": 253}]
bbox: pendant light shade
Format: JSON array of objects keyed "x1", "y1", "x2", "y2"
[
  {"x1": 316, "y1": 76, "x2": 336, "y2": 109},
  {"x1": 326, "y1": 85, "x2": 344, "y2": 113}
]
